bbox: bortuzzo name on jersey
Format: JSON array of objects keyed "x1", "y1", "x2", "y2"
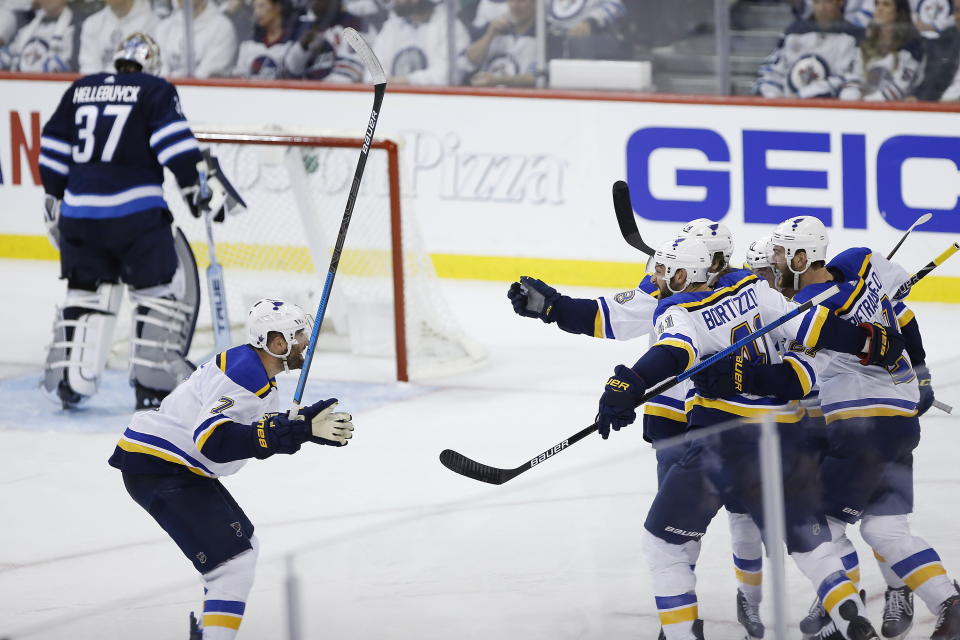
[
  {"x1": 73, "y1": 85, "x2": 142, "y2": 104},
  {"x1": 700, "y1": 288, "x2": 759, "y2": 330}
]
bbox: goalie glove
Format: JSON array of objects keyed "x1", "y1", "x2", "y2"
[
  {"x1": 42, "y1": 194, "x2": 61, "y2": 249},
  {"x1": 180, "y1": 152, "x2": 247, "y2": 221},
  {"x1": 300, "y1": 398, "x2": 354, "y2": 446}
]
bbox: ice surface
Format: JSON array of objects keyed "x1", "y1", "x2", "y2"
[{"x1": 1, "y1": 259, "x2": 958, "y2": 639}]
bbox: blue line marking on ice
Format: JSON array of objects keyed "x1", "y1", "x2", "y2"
[{"x1": 0, "y1": 370, "x2": 435, "y2": 433}]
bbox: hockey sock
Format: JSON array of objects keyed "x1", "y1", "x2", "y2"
[
  {"x1": 200, "y1": 535, "x2": 259, "y2": 639},
  {"x1": 793, "y1": 540, "x2": 865, "y2": 638},
  {"x1": 643, "y1": 530, "x2": 699, "y2": 639},
  {"x1": 826, "y1": 517, "x2": 861, "y2": 586},
  {"x1": 873, "y1": 549, "x2": 907, "y2": 589},
  {"x1": 861, "y1": 515, "x2": 955, "y2": 614},
  {"x1": 728, "y1": 512, "x2": 763, "y2": 605}
]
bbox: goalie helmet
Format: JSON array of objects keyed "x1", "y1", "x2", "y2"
[
  {"x1": 113, "y1": 32, "x2": 162, "y2": 76},
  {"x1": 247, "y1": 298, "x2": 312, "y2": 358},
  {"x1": 680, "y1": 218, "x2": 734, "y2": 264},
  {"x1": 654, "y1": 237, "x2": 712, "y2": 294},
  {"x1": 771, "y1": 216, "x2": 829, "y2": 271}
]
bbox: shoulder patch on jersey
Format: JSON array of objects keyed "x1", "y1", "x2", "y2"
[
  {"x1": 655, "y1": 314, "x2": 675, "y2": 336},
  {"x1": 214, "y1": 345, "x2": 276, "y2": 397},
  {"x1": 614, "y1": 290, "x2": 636, "y2": 305}
]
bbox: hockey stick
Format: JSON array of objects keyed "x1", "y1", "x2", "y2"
[
  {"x1": 440, "y1": 283, "x2": 841, "y2": 484},
  {"x1": 198, "y1": 168, "x2": 232, "y2": 353},
  {"x1": 292, "y1": 27, "x2": 386, "y2": 409},
  {"x1": 893, "y1": 241, "x2": 960, "y2": 300},
  {"x1": 933, "y1": 399, "x2": 953, "y2": 414},
  {"x1": 612, "y1": 180, "x2": 656, "y2": 256},
  {"x1": 887, "y1": 213, "x2": 932, "y2": 260}
]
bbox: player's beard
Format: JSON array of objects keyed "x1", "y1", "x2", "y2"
[{"x1": 286, "y1": 343, "x2": 307, "y2": 370}]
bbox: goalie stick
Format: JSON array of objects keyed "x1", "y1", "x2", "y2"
[
  {"x1": 440, "y1": 284, "x2": 841, "y2": 485},
  {"x1": 292, "y1": 27, "x2": 386, "y2": 409},
  {"x1": 612, "y1": 180, "x2": 656, "y2": 256},
  {"x1": 893, "y1": 241, "x2": 960, "y2": 301},
  {"x1": 887, "y1": 213, "x2": 932, "y2": 260}
]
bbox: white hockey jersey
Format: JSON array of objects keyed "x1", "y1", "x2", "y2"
[
  {"x1": 7, "y1": 6, "x2": 78, "y2": 72},
  {"x1": 282, "y1": 11, "x2": 365, "y2": 82},
  {"x1": 155, "y1": 2, "x2": 237, "y2": 77},
  {"x1": 77, "y1": 0, "x2": 159, "y2": 74},
  {"x1": 463, "y1": 25, "x2": 537, "y2": 79},
  {"x1": 233, "y1": 35, "x2": 293, "y2": 78},
  {"x1": 862, "y1": 38, "x2": 925, "y2": 100},
  {"x1": 373, "y1": 4, "x2": 470, "y2": 85},
  {"x1": 755, "y1": 19, "x2": 865, "y2": 99},
  {"x1": 110, "y1": 344, "x2": 279, "y2": 478},
  {"x1": 651, "y1": 271, "x2": 827, "y2": 425},
  {"x1": 793, "y1": 248, "x2": 919, "y2": 424},
  {"x1": 546, "y1": 0, "x2": 624, "y2": 35}
]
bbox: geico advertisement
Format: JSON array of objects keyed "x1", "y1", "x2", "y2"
[{"x1": 0, "y1": 78, "x2": 958, "y2": 276}]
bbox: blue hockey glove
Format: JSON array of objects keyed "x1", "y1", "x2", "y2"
[
  {"x1": 596, "y1": 365, "x2": 647, "y2": 440},
  {"x1": 691, "y1": 354, "x2": 754, "y2": 399},
  {"x1": 507, "y1": 276, "x2": 560, "y2": 323},
  {"x1": 915, "y1": 364, "x2": 934, "y2": 416},
  {"x1": 252, "y1": 412, "x2": 311, "y2": 459},
  {"x1": 858, "y1": 322, "x2": 906, "y2": 368}
]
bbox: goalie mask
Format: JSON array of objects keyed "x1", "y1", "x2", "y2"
[
  {"x1": 113, "y1": 32, "x2": 162, "y2": 76},
  {"x1": 771, "y1": 216, "x2": 829, "y2": 289},
  {"x1": 654, "y1": 237, "x2": 712, "y2": 295},
  {"x1": 247, "y1": 299, "x2": 312, "y2": 361}
]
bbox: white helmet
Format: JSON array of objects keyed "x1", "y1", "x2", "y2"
[
  {"x1": 771, "y1": 216, "x2": 829, "y2": 273},
  {"x1": 654, "y1": 237, "x2": 712, "y2": 294},
  {"x1": 680, "y1": 218, "x2": 734, "y2": 264},
  {"x1": 247, "y1": 298, "x2": 312, "y2": 359},
  {"x1": 113, "y1": 32, "x2": 162, "y2": 76},
  {"x1": 744, "y1": 235, "x2": 773, "y2": 270}
]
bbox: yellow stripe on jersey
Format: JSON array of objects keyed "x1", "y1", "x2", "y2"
[
  {"x1": 824, "y1": 406, "x2": 918, "y2": 424},
  {"x1": 897, "y1": 307, "x2": 915, "y2": 327},
  {"x1": 847, "y1": 568, "x2": 861, "y2": 586},
  {"x1": 805, "y1": 406, "x2": 824, "y2": 418},
  {"x1": 216, "y1": 352, "x2": 227, "y2": 373},
  {"x1": 836, "y1": 253, "x2": 873, "y2": 315},
  {"x1": 116, "y1": 438, "x2": 211, "y2": 477},
  {"x1": 823, "y1": 581, "x2": 858, "y2": 613},
  {"x1": 254, "y1": 380, "x2": 277, "y2": 399},
  {"x1": 874, "y1": 550, "x2": 886, "y2": 562},
  {"x1": 673, "y1": 274, "x2": 757, "y2": 312},
  {"x1": 196, "y1": 418, "x2": 232, "y2": 450},
  {"x1": 686, "y1": 397, "x2": 805, "y2": 423},
  {"x1": 659, "y1": 606, "x2": 698, "y2": 626},
  {"x1": 735, "y1": 568, "x2": 763, "y2": 587},
  {"x1": 803, "y1": 305, "x2": 831, "y2": 349},
  {"x1": 904, "y1": 564, "x2": 947, "y2": 592},
  {"x1": 644, "y1": 403, "x2": 688, "y2": 422},
  {"x1": 656, "y1": 338, "x2": 697, "y2": 371},
  {"x1": 784, "y1": 356, "x2": 814, "y2": 396},
  {"x1": 594, "y1": 310, "x2": 604, "y2": 338},
  {"x1": 203, "y1": 614, "x2": 243, "y2": 630}
]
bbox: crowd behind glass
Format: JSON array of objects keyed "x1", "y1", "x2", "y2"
[{"x1": 0, "y1": 0, "x2": 956, "y2": 101}]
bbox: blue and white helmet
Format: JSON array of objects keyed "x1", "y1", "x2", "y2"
[
  {"x1": 247, "y1": 298, "x2": 312, "y2": 358},
  {"x1": 745, "y1": 235, "x2": 773, "y2": 270},
  {"x1": 771, "y1": 216, "x2": 828, "y2": 269},
  {"x1": 113, "y1": 32, "x2": 162, "y2": 76},
  {"x1": 654, "y1": 237, "x2": 712, "y2": 293},
  {"x1": 680, "y1": 218, "x2": 734, "y2": 265}
]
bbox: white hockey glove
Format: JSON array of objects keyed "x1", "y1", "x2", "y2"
[
  {"x1": 306, "y1": 400, "x2": 354, "y2": 447},
  {"x1": 42, "y1": 194, "x2": 61, "y2": 249},
  {"x1": 181, "y1": 161, "x2": 228, "y2": 221}
]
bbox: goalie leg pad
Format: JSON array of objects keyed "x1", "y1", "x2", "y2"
[
  {"x1": 42, "y1": 283, "x2": 123, "y2": 406},
  {"x1": 129, "y1": 227, "x2": 200, "y2": 404}
]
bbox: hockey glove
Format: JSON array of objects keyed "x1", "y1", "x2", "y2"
[
  {"x1": 252, "y1": 413, "x2": 311, "y2": 459},
  {"x1": 596, "y1": 364, "x2": 647, "y2": 440},
  {"x1": 915, "y1": 363, "x2": 934, "y2": 416},
  {"x1": 507, "y1": 275, "x2": 561, "y2": 323},
  {"x1": 691, "y1": 354, "x2": 751, "y2": 399},
  {"x1": 859, "y1": 322, "x2": 906, "y2": 368},
  {"x1": 42, "y1": 194, "x2": 61, "y2": 249},
  {"x1": 300, "y1": 398, "x2": 354, "y2": 446}
]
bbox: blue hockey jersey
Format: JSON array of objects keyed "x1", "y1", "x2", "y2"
[{"x1": 39, "y1": 71, "x2": 202, "y2": 220}]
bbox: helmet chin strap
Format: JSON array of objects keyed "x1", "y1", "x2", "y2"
[{"x1": 264, "y1": 337, "x2": 294, "y2": 372}]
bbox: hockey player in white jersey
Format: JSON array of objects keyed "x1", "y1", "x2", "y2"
[
  {"x1": 594, "y1": 235, "x2": 910, "y2": 640},
  {"x1": 760, "y1": 217, "x2": 960, "y2": 640},
  {"x1": 109, "y1": 298, "x2": 355, "y2": 639}
]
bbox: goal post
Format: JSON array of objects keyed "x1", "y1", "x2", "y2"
[{"x1": 145, "y1": 127, "x2": 485, "y2": 382}]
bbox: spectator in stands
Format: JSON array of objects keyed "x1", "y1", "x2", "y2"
[
  {"x1": 755, "y1": 0, "x2": 864, "y2": 99},
  {"x1": 0, "y1": 3, "x2": 18, "y2": 46},
  {"x1": 282, "y1": 0, "x2": 365, "y2": 81},
  {"x1": 922, "y1": 5, "x2": 960, "y2": 99},
  {"x1": 233, "y1": 0, "x2": 292, "y2": 77},
  {"x1": 78, "y1": 0, "x2": 159, "y2": 73},
  {"x1": 861, "y1": 0, "x2": 924, "y2": 99},
  {"x1": 911, "y1": 0, "x2": 954, "y2": 37},
  {"x1": 793, "y1": 0, "x2": 875, "y2": 28},
  {"x1": 545, "y1": 0, "x2": 625, "y2": 59},
  {"x1": 373, "y1": 0, "x2": 470, "y2": 85},
  {"x1": 155, "y1": 0, "x2": 238, "y2": 77},
  {"x1": 221, "y1": 0, "x2": 255, "y2": 43},
  {"x1": 2, "y1": 0, "x2": 79, "y2": 71},
  {"x1": 463, "y1": 0, "x2": 536, "y2": 87},
  {"x1": 343, "y1": 0, "x2": 385, "y2": 32}
]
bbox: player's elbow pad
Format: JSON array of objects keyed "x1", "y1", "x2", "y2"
[
  {"x1": 747, "y1": 362, "x2": 809, "y2": 402},
  {"x1": 553, "y1": 296, "x2": 602, "y2": 337}
]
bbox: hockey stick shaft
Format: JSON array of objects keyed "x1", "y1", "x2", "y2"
[
  {"x1": 199, "y1": 169, "x2": 232, "y2": 353},
  {"x1": 440, "y1": 283, "x2": 840, "y2": 484},
  {"x1": 893, "y1": 241, "x2": 960, "y2": 300},
  {"x1": 933, "y1": 399, "x2": 953, "y2": 414},
  {"x1": 612, "y1": 180, "x2": 656, "y2": 256},
  {"x1": 293, "y1": 28, "x2": 386, "y2": 408},
  {"x1": 887, "y1": 213, "x2": 932, "y2": 260}
]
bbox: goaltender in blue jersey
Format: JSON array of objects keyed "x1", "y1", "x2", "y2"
[{"x1": 109, "y1": 298, "x2": 356, "y2": 639}]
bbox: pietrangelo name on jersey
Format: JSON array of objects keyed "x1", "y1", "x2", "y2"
[
  {"x1": 701, "y1": 288, "x2": 759, "y2": 330},
  {"x1": 849, "y1": 271, "x2": 885, "y2": 324},
  {"x1": 72, "y1": 85, "x2": 142, "y2": 104}
]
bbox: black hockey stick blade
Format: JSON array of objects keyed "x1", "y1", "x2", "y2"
[{"x1": 612, "y1": 180, "x2": 656, "y2": 257}]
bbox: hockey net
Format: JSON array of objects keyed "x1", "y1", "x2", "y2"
[{"x1": 115, "y1": 127, "x2": 485, "y2": 381}]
